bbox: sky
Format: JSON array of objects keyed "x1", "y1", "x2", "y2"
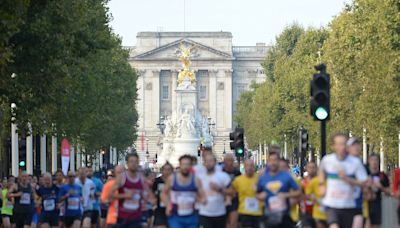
[{"x1": 108, "y1": 0, "x2": 350, "y2": 46}]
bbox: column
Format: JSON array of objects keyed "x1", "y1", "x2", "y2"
[
  {"x1": 99, "y1": 151, "x2": 103, "y2": 170},
  {"x1": 263, "y1": 141, "x2": 267, "y2": 164},
  {"x1": 259, "y1": 143, "x2": 262, "y2": 166},
  {"x1": 51, "y1": 136, "x2": 57, "y2": 173},
  {"x1": 113, "y1": 147, "x2": 117, "y2": 165},
  {"x1": 40, "y1": 135, "x2": 47, "y2": 174},
  {"x1": 363, "y1": 128, "x2": 367, "y2": 164},
  {"x1": 70, "y1": 146, "x2": 75, "y2": 171},
  {"x1": 26, "y1": 124, "x2": 33, "y2": 175},
  {"x1": 224, "y1": 69, "x2": 233, "y2": 129},
  {"x1": 380, "y1": 137, "x2": 384, "y2": 172},
  {"x1": 76, "y1": 146, "x2": 81, "y2": 169},
  {"x1": 11, "y1": 118, "x2": 19, "y2": 176},
  {"x1": 171, "y1": 70, "x2": 178, "y2": 116},
  {"x1": 152, "y1": 70, "x2": 160, "y2": 129},
  {"x1": 209, "y1": 70, "x2": 217, "y2": 125},
  {"x1": 284, "y1": 134, "x2": 288, "y2": 159}
]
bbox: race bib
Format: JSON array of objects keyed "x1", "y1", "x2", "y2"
[
  {"x1": 123, "y1": 191, "x2": 140, "y2": 211},
  {"x1": 6, "y1": 201, "x2": 13, "y2": 209},
  {"x1": 177, "y1": 192, "x2": 196, "y2": 216},
  {"x1": 244, "y1": 197, "x2": 259, "y2": 213},
  {"x1": 20, "y1": 192, "x2": 31, "y2": 205},
  {"x1": 43, "y1": 199, "x2": 55, "y2": 211},
  {"x1": 268, "y1": 196, "x2": 287, "y2": 212},
  {"x1": 67, "y1": 197, "x2": 80, "y2": 210},
  {"x1": 327, "y1": 180, "x2": 353, "y2": 201},
  {"x1": 318, "y1": 205, "x2": 326, "y2": 212}
]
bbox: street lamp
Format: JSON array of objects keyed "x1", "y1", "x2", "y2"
[
  {"x1": 156, "y1": 116, "x2": 166, "y2": 134},
  {"x1": 145, "y1": 138, "x2": 150, "y2": 160},
  {"x1": 207, "y1": 117, "x2": 215, "y2": 134},
  {"x1": 223, "y1": 138, "x2": 226, "y2": 154}
]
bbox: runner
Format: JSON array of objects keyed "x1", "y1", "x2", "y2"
[
  {"x1": 1, "y1": 178, "x2": 14, "y2": 228},
  {"x1": 393, "y1": 165, "x2": 400, "y2": 226},
  {"x1": 8, "y1": 171, "x2": 35, "y2": 228},
  {"x1": 198, "y1": 153, "x2": 231, "y2": 228},
  {"x1": 366, "y1": 154, "x2": 390, "y2": 228},
  {"x1": 111, "y1": 152, "x2": 155, "y2": 228},
  {"x1": 75, "y1": 167, "x2": 96, "y2": 228},
  {"x1": 305, "y1": 163, "x2": 327, "y2": 228},
  {"x1": 36, "y1": 172, "x2": 60, "y2": 228},
  {"x1": 161, "y1": 154, "x2": 205, "y2": 228},
  {"x1": 152, "y1": 162, "x2": 173, "y2": 228},
  {"x1": 346, "y1": 137, "x2": 367, "y2": 228},
  {"x1": 101, "y1": 165, "x2": 125, "y2": 228},
  {"x1": 256, "y1": 151, "x2": 301, "y2": 228},
  {"x1": 87, "y1": 167, "x2": 103, "y2": 228},
  {"x1": 231, "y1": 159, "x2": 263, "y2": 228},
  {"x1": 319, "y1": 133, "x2": 368, "y2": 228},
  {"x1": 221, "y1": 153, "x2": 241, "y2": 228},
  {"x1": 302, "y1": 162, "x2": 318, "y2": 228},
  {"x1": 279, "y1": 158, "x2": 301, "y2": 225},
  {"x1": 54, "y1": 170, "x2": 65, "y2": 228},
  {"x1": 59, "y1": 171, "x2": 83, "y2": 228},
  {"x1": 141, "y1": 169, "x2": 156, "y2": 228}
]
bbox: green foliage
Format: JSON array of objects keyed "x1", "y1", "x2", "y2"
[
  {"x1": 0, "y1": 0, "x2": 138, "y2": 156},
  {"x1": 236, "y1": 0, "x2": 400, "y2": 165}
]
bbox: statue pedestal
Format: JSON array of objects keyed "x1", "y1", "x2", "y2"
[{"x1": 171, "y1": 138, "x2": 200, "y2": 168}]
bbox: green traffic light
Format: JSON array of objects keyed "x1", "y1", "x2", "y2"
[
  {"x1": 19, "y1": 161, "x2": 26, "y2": 167},
  {"x1": 315, "y1": 107, "x2": 328, "y2": 120},
  {"x1": 237, "y1": 148, "x2": 244, "y2": 154}
]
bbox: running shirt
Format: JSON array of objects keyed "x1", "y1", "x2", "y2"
[
  {"x1": 117, "y1": 173, "x2": 144, "y2": 220},
  {"x1": 305, "y1": 177, "x2": 326, "y2": 221},
  {"x1": 231, "y1": 174, "x2": 263, "y2": 216},
  {"x1": 320, "y1": 154, "x2": 368, "y2": 208},
  {"x1": 100, "y1": 180, "x2": 118, "y2": 225},
  {"x1": 1, "y1": 189, "x2": 13, "y2": 215},
  {"x1": 289, "y1": 175, "x2": 301, "y2": 222},
  {"x1": 36, "y1": 185, "x2": 59, "y2": 215},
  {"x1": 223, "y1": 168, "x2": 241, "y2": 209},
  {"x1": 152, "y1": 176, "x2": 166, "y2": 209},
  {"x1": 302, "y1": 177, "x2": 313, "y2": 215},
  {"x1": 257, "y1": 171, "x2": 299, "y2": 214},
  {"x1": 59, "y1": 184, "x2": 83, "y2": 217},
  {"x1": 91, "y1": 177, "x2": 103, "y2": 211},
  {"x1": 198, "y1": 171, "x2": 230, "y2": 217},
  {"x1": 170, "y1": 174, "x2": 198, "y2": 217},
  {"x1": 75, "y1": 178, "x2": 95, "y2": 211},
  {"x1": 12, "y1": 184, "x2": 34, "y2": 212}
]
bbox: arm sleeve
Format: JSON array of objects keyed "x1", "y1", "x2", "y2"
[
  {"x1": 355, "y1": 161, "x2": 368, "y2": 181},
  {"x1": 288, "y1": 175, "x2": 300, "y2": 191}
]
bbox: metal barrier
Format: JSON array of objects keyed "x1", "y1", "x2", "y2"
[{"x1": 382, "y1": 196, "x2": 398, "y2": 228}]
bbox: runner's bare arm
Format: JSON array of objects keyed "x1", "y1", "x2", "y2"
[
  {"x1": 161, "y1": 175, "x2": 172, "y2": 207},
  {"x1": 318, "y1": 166, "x2": 326, "y2": 196},
  {"x1": 195, "y1": 177, "x2": 206, "y2": 204}
]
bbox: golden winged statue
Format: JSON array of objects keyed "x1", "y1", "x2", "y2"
[{"x1": 177, "y1": 43, "x2": 196, "y2": 85}]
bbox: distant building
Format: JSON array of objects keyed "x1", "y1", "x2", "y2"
[{"x1": 126, "y1": 31, "x2": 267, "y2": 161}]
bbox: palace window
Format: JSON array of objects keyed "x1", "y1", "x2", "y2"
[
  {"x1": 199, "y1": 85, "x2": 208, "y2": 100},
  {"x1": 161, "y1": 85, "x2": 169, "y2": 100}
]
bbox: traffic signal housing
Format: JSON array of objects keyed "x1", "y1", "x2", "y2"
[
  {"x1": 229, "y1": 128, "x2": 245, "y2": 157},
  {"x1": 310, "y1": 64, "x2": 330, "y2": 121},
  {"x1": 299, "y1": 128, "x2": 309, "y2": 153}
]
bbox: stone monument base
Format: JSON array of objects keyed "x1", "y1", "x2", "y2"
[{"x1": 168, "y1": 138, "x2": 200, "y2": 168}]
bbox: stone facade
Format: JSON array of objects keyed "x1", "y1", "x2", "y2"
[{"x1": 126, "y1": 32, "x2": 267, "y2": 163}]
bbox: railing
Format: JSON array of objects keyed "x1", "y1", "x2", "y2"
[{"x1": 232, "y1": 46, "x2": 269, "y2": 54}]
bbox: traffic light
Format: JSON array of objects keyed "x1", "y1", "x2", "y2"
[
  {"x1": 229, "y1": 128, "x2": 245, "y2": 157},
  {"x1": 299, "y1": 128, "x2": 308, "y2": 153},
  {"x1": 310, "y1": 64, "x2": 330, "y2": 121}
]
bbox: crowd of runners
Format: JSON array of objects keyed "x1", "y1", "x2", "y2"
[{"x1": 1, "y1": 133, "x2": 400, "y2": 228}]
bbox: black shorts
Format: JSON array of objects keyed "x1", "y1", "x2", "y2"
[
  {"x1": 238, "y1": 214, "x2": 261, "y2": 228},
  {"x1": 83, "y1": 210, "x2": 99, "y2": 224},
  {"x1": 226, "y1": 198, "x2": 239, "y2": 213},
  {"x1": 13, "y1": 211, "x2": 33, "y2": 228},
  {"x1": 101, "y1": 209, "x2": 108, "y2": 219},
  {"x1": 63, "y1": 216, "x2": 81, "y2": 227},
  {"x1": 199, "y1": 215, "x2": 226, "y2": 228},
  {"x1": 39, "y1": 213, "x2": 59, "y2": 226},
  {"x1": 369, "y1": 201, "x2": 382, "y2": 225},
  {"x1": 153, "y1": 208, "x2": 168, "y2": 226},
  {"x1": 1, "y1": 214, "x2": 14, "y2": 224},
  {"x1": 326, "y1": 207, "x2": 359, "y2": 228},
  {"x1": 263, "y1": 214, "x2": 295, "y2": 228}
]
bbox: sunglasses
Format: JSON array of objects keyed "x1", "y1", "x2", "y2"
[{"x1": 68, "y1": 175, "x2": 75, "y2": 178}]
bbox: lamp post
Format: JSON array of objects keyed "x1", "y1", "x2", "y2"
[
  {"x1": 145, "y1": 138, "x2": 150, "y2": 163},
  {"x1": 207, "y1": 117, "x2": 216, "y2": 134},
  {"x1": 223, "y1": 139, "x2": 226, "y2": 154}
]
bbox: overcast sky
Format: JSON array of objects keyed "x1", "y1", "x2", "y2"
[{"x1": 108, "y1": 0, "x2": 350, "y2": 46}]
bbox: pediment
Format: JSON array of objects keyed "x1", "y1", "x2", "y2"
[{"x1": 131, "y1": 39, "x2": 233, "y2": 61}]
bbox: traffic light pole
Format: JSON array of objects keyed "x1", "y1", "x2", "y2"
[{"x1": 321, "y1": 120, "x2": 326, "y2": 158}]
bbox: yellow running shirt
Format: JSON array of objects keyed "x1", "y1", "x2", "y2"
[
  {"x1": 231, "y1": 174, "x2": 263, "y2": 216},
  {"x1": 305, "y1": 177, "x2": 326, "y2": 221}
]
